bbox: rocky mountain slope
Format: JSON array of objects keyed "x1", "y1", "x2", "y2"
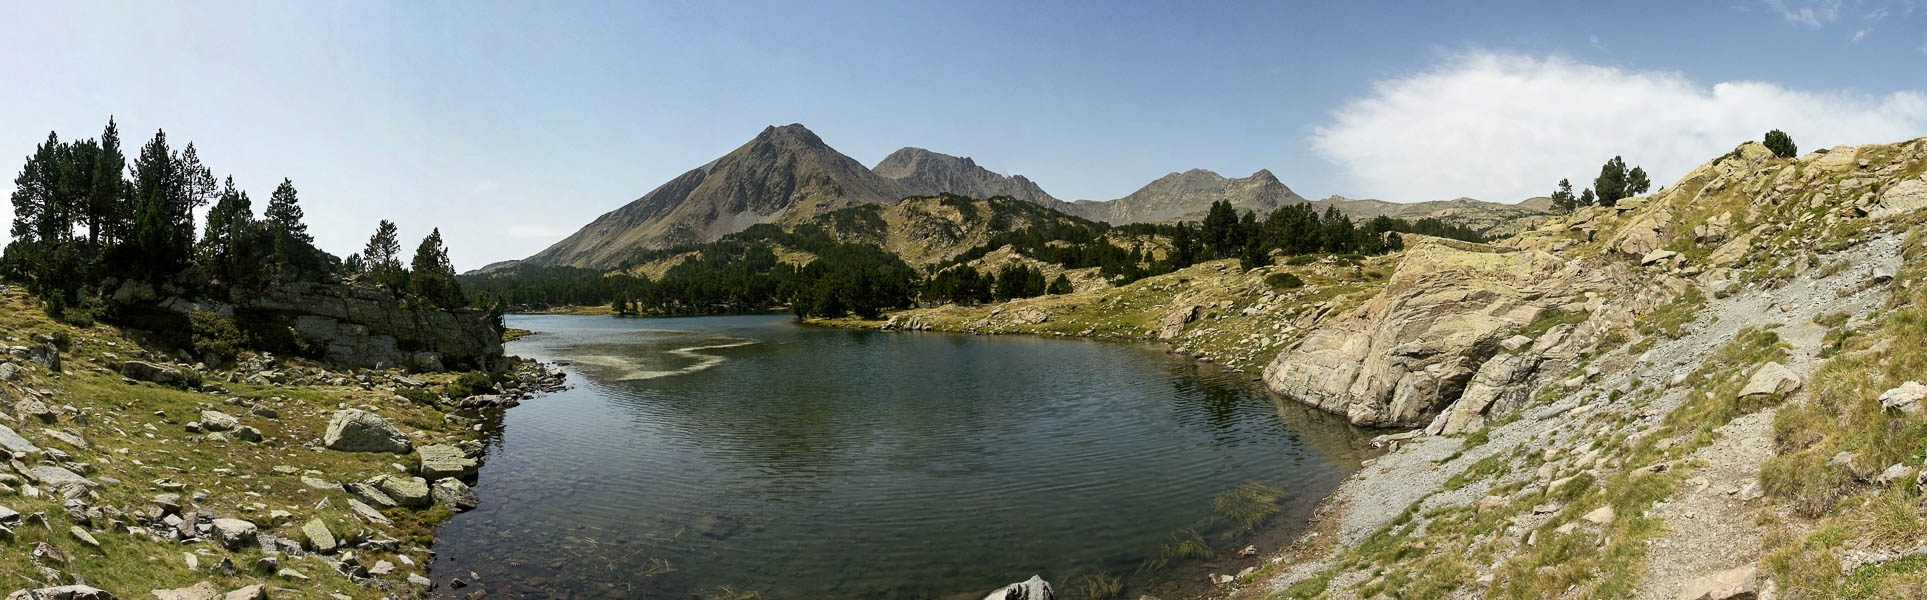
[
  {"x1": 521, "y1": 124, "x2": 907, "y2": 270},
  {"x1": 873, "y1": 147, "x2": 1059, "y2": 206},
  {"x1": 1306, "y1": 195, "x2": 1558, "y2": 236},
  {"x1": 1063, "y1": 169, "x2": 1309, "y2": 225}
]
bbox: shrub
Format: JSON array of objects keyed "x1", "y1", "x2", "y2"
[
  {"x1": 1266, "y1": 272, "x2": 1305, "y2": 290},
  {"x1": 442, "y1": 371, "x2": 494, "y2": 399},
  {"x1": 1284, "y1": 255, "x2": 1319, "y2": 266},
  {"x1": 1764, "y1": 129, "x2": 1798, "y2": 159},
  {"x1": 189, "y1": 311, "x2": 245, "y2": 364}
]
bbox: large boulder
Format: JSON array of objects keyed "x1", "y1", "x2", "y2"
[
  {"x1": 1263, "y1": 238, "x2": 1581, "y2": 427},
  {"x1": 1863, "y1": 175, "x2": 1927, "y2": 219},
  {"x1": 1428, "y1": 351, "x2": 1541, "y2": 435},
  {"x1": 197, "y1": 410, "x2": 239, "y2": 432},
  {"x1": 983, "y1": 575, "x2": 1054, "y2": 600},
  {"x1": 1676, "y1": 565, "x2": 1761, "y2": 600},
  {"x1": 323, "y1": 409, "x2": 412, "y2": 454}
]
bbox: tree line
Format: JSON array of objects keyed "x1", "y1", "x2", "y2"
[{"x1": 4, "y1": 118, "x2": 470, "y2": 320}]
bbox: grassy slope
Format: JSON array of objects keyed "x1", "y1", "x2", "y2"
[{"x1": 0, "y1": 286, "x2": 480, "y2": 597}]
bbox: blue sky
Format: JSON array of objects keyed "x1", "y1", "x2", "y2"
[{"x1": 4, "y1": 1, "x2": 1926, "y2": 270}]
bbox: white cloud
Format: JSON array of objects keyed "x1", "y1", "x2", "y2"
[
  {"x1": 1764, "y1": 0, "x2": 1843, "y2": 27},
  {"x1": 1589, "y1": 34, "x2": 1606, "y2": 51},
  {"x1": 1310, "y1": 52, "x2": 1927, "y2": 203},
  {"x1": 1852, "y1": 28, "x2": 1868, "y2": 41}
]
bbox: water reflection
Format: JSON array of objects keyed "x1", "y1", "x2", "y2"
[{"x1": 431, "y1": 315, "x2": 1372, "y2": 599}]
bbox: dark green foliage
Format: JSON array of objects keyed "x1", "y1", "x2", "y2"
[
  {"x1": 1047, "y1": 274, "x2": 1073, "y2": 295},
  {"x1": 1551, "y1": 179, "x2": 1576, "y2": 214},
  {"x1": 993, "y1": 264, "x2": 1048, "y2": 301},
  {"x1": 1265, "y1": 272, "x2": 1304, "y2": 290},
  {"x1": 1593, "y1": 156, "x2": 1629, "y2": 207},
  {"x1": 189, "y1": 310, "x2": 245, "y2": 365},
  {"x1": 409, "y1": 228, "x2": 465, "y2": 309},
  {"x1": 1626, "y1": 166, "x2": 1651, "y2": 196},
  {"x1": 443, "y1": 371, "x2": 494, "y2": 398},
  {"x1": 925, "y1": 265, "x2": 994, "y2": 305},
  {"x1": 1578, "y1": 188, "x2": 1597, "y2": 207},
  {"x1": 362, "y1": 220, "x2": 406, "y2": 290},
  {"x1": 1764, "y1": 129, "x2": 1797, "y2": 159}
]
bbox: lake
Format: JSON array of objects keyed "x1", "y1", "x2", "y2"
[{"x1": 429, "y1": 314, "x2": 1370, "y2": 599}]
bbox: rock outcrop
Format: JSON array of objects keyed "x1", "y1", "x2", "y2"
[
  {"x1": 874, "y1": 147, "x2": 1058, "y2": 205},
  {"x1": 1262, "y1": 238, "x2": 1584, "y2": 427},
  {"x1": 241, "y1": 282, "x2": 502, "y2": 370}
]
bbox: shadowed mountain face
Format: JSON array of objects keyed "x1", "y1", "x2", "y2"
[
  {"x1": 1062, "y1": 169, "x2": 1308, "y2": 224},
  {"x1": 521, "y1": 124, "x2": 907, "y2": 270},
  {"x1": 874, "y1": 147, "x2": 1059, "y2": 205}
]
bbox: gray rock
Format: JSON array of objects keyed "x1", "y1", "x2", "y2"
[
  {"x1": 370, "y1": 475, "x2": 432, "y2": 508},
  {"x1": 323, "y1": 409, "x2": 411, "y2": 454},
  {"x1": 221, "y1": 585, "x2": 266, "y2": 600},
  {"x1": 1676, "y1": 565, "x2": 1761, "y2": 600},
  {"x1": 432, "y1": 478, "x2": 478, "y2": 512},
  {"x1": 301, "y1": 518, "x2": 337, "y2": 552},
  {"x1": 983, "y1": 575, "x2": 1054, "y2": 600},
  {"x1": 417, "y1": 444, "x2": 478, "y2": 481},
  {"x1": 121, "y1": 361, "x2": 187, "y2": 386},
  {"x1": 347, "y1": 482, "x2": 399, "y2": 508},
  {"x1": 24, "y1": 343, "x2": 59, "y2": 371},
  {"x1": 14, "y1": 397, "x2": 57, "y2": 424},
  {"x1": 1738, "y1": 362, "x2": 1801, "y2": 397},
  {"x1": 0, "y1": 423, "x2": 41, "y2": 456},
  {"x1": 210, "y1": 518, "x2": 257, "y2": 549},
  {"x1": 232, "y1": 426, "x2": 262, "y2": 443},
  {"x1": 197, "y1": 410, "x2": 238, "y2": 432},
  {"x1": 25, "y1": 465, "x2": 94, "y2": 488},
  {"x1": 67, "y1": 525, "x2": 98, "y2": 547},
  {"x1": 1879, "y1": 381, "x2": 1926, "y2": 414}
]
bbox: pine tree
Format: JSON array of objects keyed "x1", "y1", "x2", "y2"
[
  {"x1": 1551, "y1": 179, "x2": 1576, "y2": 213},
  {"x1": 1578, "y1": 188, "x2": 1597, "y2": 207},
  {"x1": 264, "y1": 178, "x2": 318, "y2": 277},
  {"x1": 1047, "y1": 274, "x2": 1073, "y2": 295},
  {"x1": 409, "y1": 228, "x2": 465, "y2": 308},
  {"x1": 363, "y1": 220, "x2": 405, "y2": 290},
  {"x1": 88, "y1": 117, "x2": 129, "y2": 248},
  {"x1": 198, "y1": 176, "x2": 256, "y2": 285},
  {"x1": 1594, "y1": 156, "x2": 1629, "y2": 207},
  {"x1": 1627, "y1": 166, "x2": 1651, "y2": 197},
  {"x1": 1764, "y1": 130, "x2": 1797, "y2": 159}
]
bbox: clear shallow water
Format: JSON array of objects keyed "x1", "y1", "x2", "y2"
[{"x1": 431, "y1": 314, "x2": 1371, "y2": 599}]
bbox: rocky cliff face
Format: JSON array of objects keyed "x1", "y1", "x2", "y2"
[
  {"x1": 523, "y1": 124, "x2": 908, "y2": 270},
  {"x1": 241, "y1": 282, "x2": 503, "y2": 371},
  {"x1": 1064, "y1": 169, "x2": 1307, "y2": 224},
  {"x1": 1260, "y1": 238, "x2": 1599, "y2": 427},
  {"x1": 874, "y1": 147, "x2": 1059, "y2": 206}
]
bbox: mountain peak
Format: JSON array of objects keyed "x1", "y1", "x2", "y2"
[
  {"x1": 874, "y1": 146, "x2": 1056, "y2": 204},
  {"x1": 756, "y1": 123, "x2": 826, "y2": 147}
]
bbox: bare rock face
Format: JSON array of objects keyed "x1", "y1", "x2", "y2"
[
  {"x1": 1263, "y1": 238, "x2": 1578, "y2": 427},
  {"x1": 242, "y1": 281, "x2": 501, "y2": 371},
  {"x1": 1428, "y1": 351, "x2": 1541, "y2": 435}
]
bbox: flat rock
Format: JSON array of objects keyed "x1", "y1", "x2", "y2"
[
  {"x1": 210, "y1": 518, "x2": 257, "y2": 548},
  {"x1": 1738, "y1": 362, "x2": 1801, "y2": 397},
  {"x1": 25, "y1": 465, "x2": 94, "y2": 488},
  {"x1": 1676, "y1": 565, "x2": 1760, "y2": 600},
  {"x1": 221, "y1": 586, "x2": 266, "y2": 600},
  {"x1": 416, "y1": 444, "x2": 478, "y2": 481},
  {"x1": 0, "y1": 423, "x2": 41, "y2": 455},
  {"x1": 5, "y1": 585, "x2": 119, "y2": 600},
  {"x1": 370, "y1": 475, "x2": 432, "y2": 508},
  {"x1": 1879, "y1": 381, "x2": 1926, "y2": 413},
  {"x1": 68, "y1": 525, "x2": 98, "y2": 547}
]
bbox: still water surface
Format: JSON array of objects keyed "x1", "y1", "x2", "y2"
[{"x1": 430, "y1": 314, "x2": 1370, "y2": 599}]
